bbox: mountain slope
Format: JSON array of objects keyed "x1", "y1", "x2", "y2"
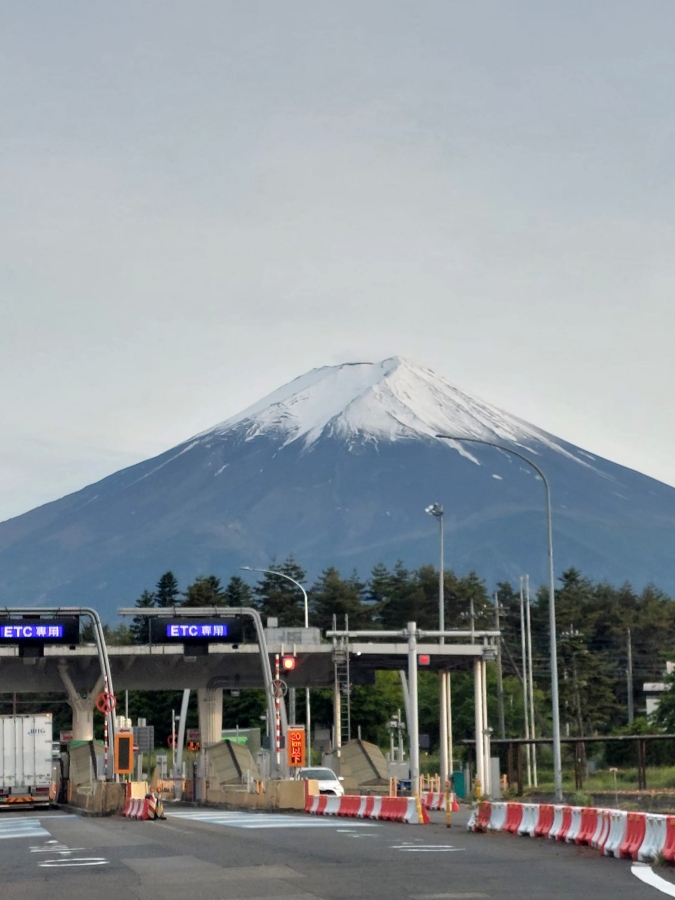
[{"x1": 1, "y1": 357, "x2": 674, "y2": 618}]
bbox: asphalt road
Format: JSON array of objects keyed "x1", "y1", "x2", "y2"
[{"x1": 1, "y1": 805, "x2": 674, "y2": 900}]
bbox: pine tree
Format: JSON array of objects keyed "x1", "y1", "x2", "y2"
[
  {"x1": 309, "y1": 567, "x2": 371, "y2": 631},
  {"x1": 224, "y1": 575, "x2": 253, "y2": 607},
  {"x1": 130, "y1": 589, "x2": 156, "y2": 643},
  {"x1": 155, "y1": 571, "x2": 180, "y2": 608},
  {"x1": 182, "y1": 575, "x2": 226, "y2": 607},
  {"x1": 254, "y1": 556, "x2": 307, "y2": 627}
]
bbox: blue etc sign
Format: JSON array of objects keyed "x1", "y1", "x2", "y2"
[
  {"x1": 0, "y1": 617, "x2": 80, "y2": 643},
  {"x1": 150, "y1": 617, "x2": 242, "y2": 643}
]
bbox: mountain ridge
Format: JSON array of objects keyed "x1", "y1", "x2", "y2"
[{"x1": 1, "y1": 357, "x2": 674, "y2": 617}]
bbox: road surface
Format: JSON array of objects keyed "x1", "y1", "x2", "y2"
[{"x1": 0, "y1": 806, "x2": 673, "y2": 900}]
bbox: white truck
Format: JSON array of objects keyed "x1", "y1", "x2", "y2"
[{"x1": 0, "y1": 714, "x2": 56, "y2": 807}]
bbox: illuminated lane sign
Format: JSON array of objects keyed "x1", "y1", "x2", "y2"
[
  {"x1": 0, "y1": 617, "x2": 80, "y2": 644},
  {"x1": 166, "y1": 623, "x2": 228, "y2": 639},
  {"x1": 1, "y1": 624, "x2": 63, "y2": 639},
  {"x1": 150, "y1": 617, "x2": 242, "y2": 643}
]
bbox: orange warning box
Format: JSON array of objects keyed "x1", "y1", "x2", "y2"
[{"x1": 287, "y1": 727, "x2": 306, "y2": 768}]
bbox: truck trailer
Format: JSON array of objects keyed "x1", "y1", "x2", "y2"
[{"x1": 0, "y1": 714, "x2": 56, "y2": 807}]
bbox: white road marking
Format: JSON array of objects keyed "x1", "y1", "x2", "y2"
[
  {"x1": 632, "y1": 864, "x2": 675, "y2": 897},
  {"x1": 31, "y1": 845, "x2": 85, "y2": 853},
  {"x1": 392, "y1": 844, "x2": 464, "y2": 852},
  {"x1": 168, "y1": 811, "x2": 379, "y2": 830},
  {"x1": 39, "y1": 858, "x2": 109, "y2": 868},
  {"x1": 0, "y1": 819, "x2": 50, "y2": 840}
]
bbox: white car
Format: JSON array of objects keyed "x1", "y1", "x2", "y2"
[{"x1": 297, "y1": 766, "x2": 345, "y2": 796}]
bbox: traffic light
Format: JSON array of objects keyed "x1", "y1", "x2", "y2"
[
  {"x1": 281, "y1": 655, "x2": 296, "y2": 671},
  {"x1": 418, "y1": 654, "x2": 431, "y2": 666}
]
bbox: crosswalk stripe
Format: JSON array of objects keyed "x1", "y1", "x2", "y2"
[
  {"x1": 167, "y1": 811, "x2": 378, "y2": 830},
  {"x1": 0, "y1": 822, "x2": 50, "y2": 840}
]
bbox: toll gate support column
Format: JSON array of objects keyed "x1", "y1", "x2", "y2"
[
  {"x1": 58, "y1": 662, "x2": 103, "y2": 741},
  {"x1": 197, "y1": 687, "x2": 223, "y2": 746}
]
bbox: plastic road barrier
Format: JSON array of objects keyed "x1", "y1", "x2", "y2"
[
  {"x1": 518, "y1": 803, "x2": 540, "y2": 837},
  {"x1": 423, "y1": 791, "x2": 460, "y2": 813},
  {"x1": 565, "y1": 806, "x2": 583, "y2": 843},
  {"x1": 534, "y1": 804, "x2": 555, "y2": 838},
  {"x1": 503, "y1": 803, "x2": 524, "y2": 834},
  {"x1": 619, "y1": 812, "x2": 646, "y2": 860},
  {"x1": 488, "y1": 802, "x2": 508, "y2": 832},
  {"x1": 306, "y1": 792, "x2": 428, "y2": 824},
  {"x1": 603, "y1": 810, "x2": 628, "y2": 858},
  {"x1": 123, "y1": 797, "x2": 149, "y2": 820},
  {"x1": 474, "y1": 801, "x2": 492, "y2": 832},
  {"x1": 638, "y1": 814, "x2": 668, "y2": 863},
  {"x1": 556, "y1": 806, "x2": 573, "y2": 841},
  {"x1": 468, "y1": 800, "x2": 673, "y2": 873},
  {"x1": 549, "y1": 805, "x2": 569, "y2": 840},
  {"x1": 660, "y1": 816, "x2": 675, "y2": 863},
  {"x1": 575, "y1": 807, "x2": 598, "y2": 846}
]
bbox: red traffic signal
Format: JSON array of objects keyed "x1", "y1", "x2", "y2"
[
  {"x1": 418, "y1": 654, "x2": 431, "y2": 666},
  {"x1": 282, "y1": 656, "x2": 296, "y2": 671}
]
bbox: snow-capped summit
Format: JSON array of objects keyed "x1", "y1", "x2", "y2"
[
  {"x1": 205, "y1": 357, "x2": 584, "y2": 464},
  {"x1": 1, "y1": 356, "x2": 674, "y2": 617}
]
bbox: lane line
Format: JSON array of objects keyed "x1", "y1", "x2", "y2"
[{"x1": 632, "y1": 864, "x2": 675, "y2": 897}]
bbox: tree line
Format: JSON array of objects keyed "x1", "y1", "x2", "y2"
[
  {"x1": 7, "y1": 560, "x2": 673, "y2": 753},
  {"x1": 114, "y1": 561, "x2": 675, "y2": 748}
]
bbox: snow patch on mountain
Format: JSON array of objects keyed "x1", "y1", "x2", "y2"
[{"x1": 201, "y1": 357, "x2": 595, "y2": 468}]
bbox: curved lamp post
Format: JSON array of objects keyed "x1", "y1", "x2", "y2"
[
  {"x1": 435, "y1": 434, "x2": 563, "y2": 802},
  {"x1": 241, "y1": 567, "x2": 312, "y2": 756}
]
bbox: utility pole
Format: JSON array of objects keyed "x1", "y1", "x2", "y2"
[
  {"x1": 525, "y1": 575, "x2": 537, "y2": 787},
  {"x1": 627, "y1": 628, "x2": 634, "y2": 724},
  {"x1": 519, "y1": 576, "x2": 532, "y2": 787},
  {"x1": 494, "y1": 592, "x2": 506, "y2": 739}
]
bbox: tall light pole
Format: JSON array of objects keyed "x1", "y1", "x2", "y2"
[
  {"x1": 241, "y1": 566, "x2": 312, "y2": 758},
  {"x1": 425, "y1": 503, "x2": 450, "y2": 786},
  {"x1": 435, "y1": 434, "x2": 563, "y2": 802}
]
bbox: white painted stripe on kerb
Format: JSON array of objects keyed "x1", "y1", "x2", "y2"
[{"x1": 632, "y1": 864, "x2": 675, "y2": 897}]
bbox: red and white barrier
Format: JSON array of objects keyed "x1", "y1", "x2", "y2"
[
  {"x1": 639, "y1": 814, "x2": 668, "y2": 862},
  {"x1": 603, "y1": 810, "x2": 628, "y2": 858},
  {"x1": 423, "y1": 792, "x2": 461, "y2": 812},
  {"x1": 468, "y1": 800, "x2": 671, "y2": 867},
  {"x1": 566, "y1": 806, "x2": 583, "y2": 843},
  {"x1": 488, "y1": 801, "x2": 508, "y2": 832},
  {"x1": 306, "y1": 792, "x2": 429, "y2": 824},
  {"x1": 123, "y1": 797, "x2": 149, "y2": 820},
  {"x1": 591, "y1": 809, "x2": 611, "y2": 852},
  {"x1": 518, "y1": 803, "x2": 540, "y2": 836}
]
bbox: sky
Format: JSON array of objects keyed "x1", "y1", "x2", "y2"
[{"x1": 2, "y1": 1, "x2": 675, "y2": 521}]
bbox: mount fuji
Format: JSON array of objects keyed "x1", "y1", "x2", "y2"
[{"x1": 1, "y1": 357, "x2": 674, "y2": 619}]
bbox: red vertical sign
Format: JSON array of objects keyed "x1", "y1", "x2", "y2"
[{"x1": 287, "y1": 727, "x2": 306, "y2": 768}]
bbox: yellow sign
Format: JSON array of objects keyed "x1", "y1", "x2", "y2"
[{"x1": 287, "y1": 727, "x2": 306, "y2": 768}]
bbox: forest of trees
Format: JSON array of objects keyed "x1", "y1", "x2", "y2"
[{"x1": 6, "y1": 559, "x2": 675, "y2": 758}]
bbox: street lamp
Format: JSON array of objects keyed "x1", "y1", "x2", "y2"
[
  {"x1": 435, "y1": 434, "x2": 563, "y2": 803},
  {"x1": 241, "y1": 567, "x2": 312, "y2": 756},
  {"x1": 425, "y1": 503, "x2": 450, "y2": 786}
]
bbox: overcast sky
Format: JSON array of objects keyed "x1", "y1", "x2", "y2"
[{"x1": 2, "y1": 2, "x2": 674, "y2": 521}]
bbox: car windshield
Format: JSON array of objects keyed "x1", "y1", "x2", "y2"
[{"x1": 300, "y1": 768, "x2": 337, "y2": 780}]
